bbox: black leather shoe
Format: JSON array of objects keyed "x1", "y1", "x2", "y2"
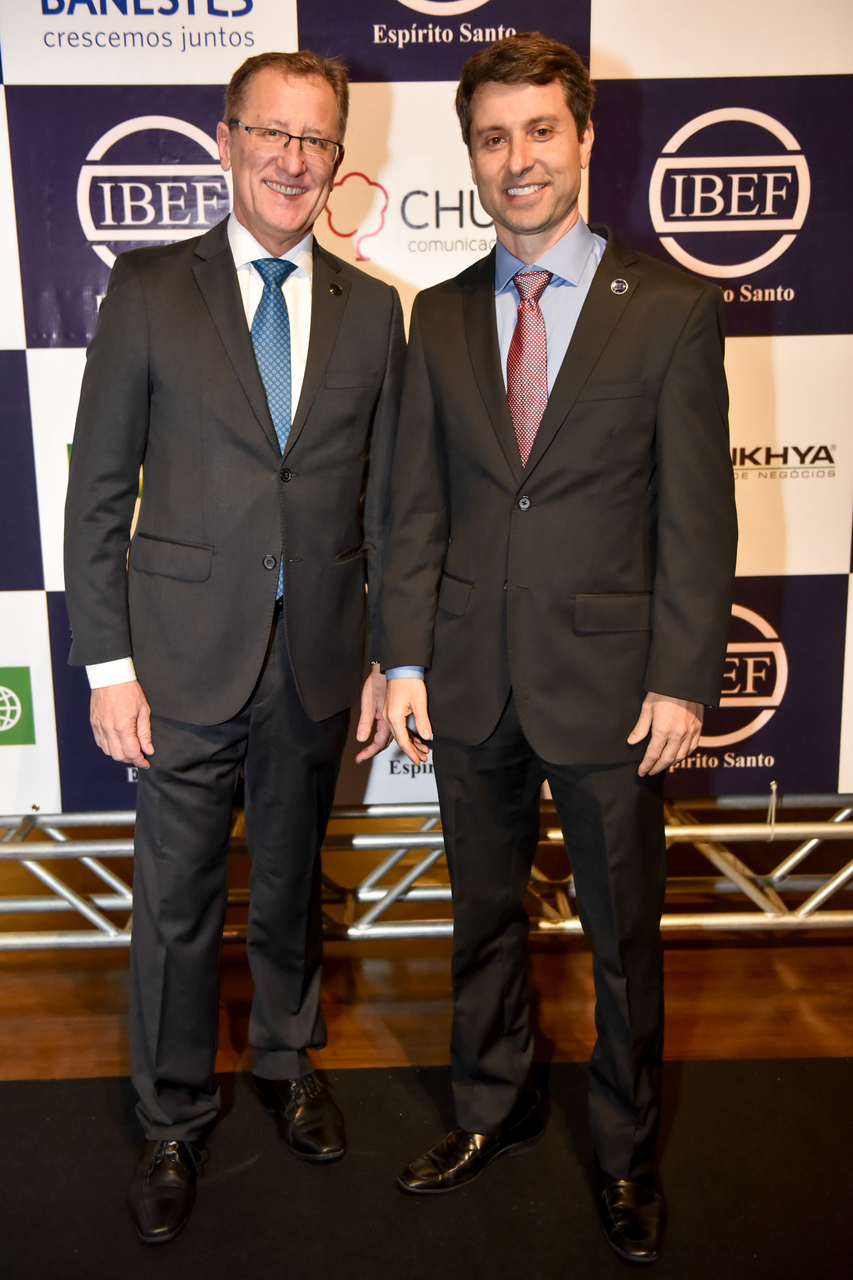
[
  {"x1": 397, "y1": 1092, "x2": 545, "y2": 1194},
  {"x1": 597, "y1": 1174, "x2": 666, "y2": 1265},
  {"x1": 128, "y1": 1139, "x2": 204, "y2": 1245},
  {"x1": 253, "y1": 1072, "x2": 345, "y2": 1162}
]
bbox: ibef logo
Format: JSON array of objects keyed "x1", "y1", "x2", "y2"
[
  {"x1": 648, "y1": 108, "x2": 810, "y2": 279},
  {"x1": 77, "y1": 115, "x2": 230, "y2": 270},
  {"x1": 397, "y1": 1, "x2": 491, "y2": 12},
  {"x1": 0, "y1": 668, "x2": 36, "y2": 746},
  {"x1": 699, "y1": 605, "x2": 788, "y2": 748}
]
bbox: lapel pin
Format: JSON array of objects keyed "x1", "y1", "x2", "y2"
[
  {"x1": 611, "y1": 278, "x2": 629, "y2": 295},
  {"x1": 329, "y1": 282, "x2": 342, "y2": 295}
]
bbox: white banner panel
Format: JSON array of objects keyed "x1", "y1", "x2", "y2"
[
  {"x1": 727, "y1": 334, "x2": 853, "y2": 577},
  {"x1": 28, "y1": 348, "x2": 87, "y2": 594},
  {"x1": 0, "y1": 89, "x2": 26, "y2": 349},
  {"x1": 0, "y1": 591, "x2": 61, "y2": 813},
  {"x1": 590, "y1": 0, "x2": 853, "y2": 79},
  {"x1": 322, "y1": 80, "x2": 495, "y2": 318},
  {"x1": 0, "y1": 0, "x2": 297, "y2": 86}
]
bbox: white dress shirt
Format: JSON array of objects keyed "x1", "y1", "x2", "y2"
[{"x1": 86, "y1": 215, "x2": 314, "y2": 690}]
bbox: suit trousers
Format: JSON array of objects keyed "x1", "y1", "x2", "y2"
[
  {"x1": 129, "y1": 610, "x2": 350, "y2": 1141},
  {"x1": 432, "y1": 691, "x2": 667, "y2": 1180}
]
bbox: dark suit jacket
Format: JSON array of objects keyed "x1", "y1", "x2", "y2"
[
  {"x1": 380, "y1": 227, "x2": 737, "y2": 764},
  {"x1": 65, "y1": 218, "x2": 405, "y2": 725}
]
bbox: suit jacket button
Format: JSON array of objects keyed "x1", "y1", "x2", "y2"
[
  {"x1": 263, "y1": 555, "x2": 277, "y2": 570},
  {"x1": 281, "y1": 468, "x2": 292, "y2": 481},
  {"x1": 518, "y1": 496, "x2": 531, "y2": 511}
]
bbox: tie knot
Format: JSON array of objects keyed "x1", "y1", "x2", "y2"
[
  {"x1": 513, "y1": 269, "x2": 552, "y2": 305},
  {"x1": 253, "y1": 257, "x2": 297, "y2": 289}
]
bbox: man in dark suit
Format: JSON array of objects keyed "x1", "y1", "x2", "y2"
[
  {"x1": 64, "y1": 51, "x2": 403, "y2": 1244},
  {"x1": 382, "y1": 33, "x2": 736, "y2": 1265}
]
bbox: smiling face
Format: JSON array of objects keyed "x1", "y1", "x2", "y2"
[
  {"x1": 467, "y1": 78, "x2": 593, "y2": 263},
  {"x1": 217, "y1": 68, "x2": 343, "y2": 257}
]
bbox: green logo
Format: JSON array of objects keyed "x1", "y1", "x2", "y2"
[{"x1": 0, "y1": 668, "x2": 36, "y2": 745}]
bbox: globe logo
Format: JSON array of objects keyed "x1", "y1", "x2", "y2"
[{"x1": 0, "y1": 687, "x2": 23, "y2": 733}]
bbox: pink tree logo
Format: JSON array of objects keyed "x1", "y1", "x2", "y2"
[{"x1": 325, "y1": 172, "x2": 389, "y2": 261}]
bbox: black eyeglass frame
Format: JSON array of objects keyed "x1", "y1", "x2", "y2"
[{"x1": 229, "y1": 119, "x2": 343, "y2": 165}]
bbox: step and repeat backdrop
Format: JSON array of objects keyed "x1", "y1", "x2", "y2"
[{"x1": 0, "y1": 0, "x2": 851, "y2": 812}]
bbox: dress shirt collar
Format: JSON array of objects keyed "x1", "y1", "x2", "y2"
[
  {"x1": 495, "y1": 214, "x2": 596, "y2": 294},
  {"x1": 227, "y1": 212, "x2": 314, "y2": 280}
]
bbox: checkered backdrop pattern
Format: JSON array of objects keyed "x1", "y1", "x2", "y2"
[{"x1": 0, "y1": 0, "x2": 851, "y2": 812}]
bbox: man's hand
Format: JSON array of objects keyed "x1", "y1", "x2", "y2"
[
  {"x1": 627, "y1": 691, "x2": 703, "y2": 777},
  {"x1": 383, "y1": 677, "x2": 432, "y2": 767},
  {"x1": 355, "y1": 667, "x2": 392, "y2": 762},
  {"x1": 90, "y1": 681, "x2": 154, "y2": 769}
]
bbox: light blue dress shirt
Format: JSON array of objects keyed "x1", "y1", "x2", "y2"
[
  {"x1": 495, "y1": 215, "x2": 606, "y2": 393},
  {"x1": 387, "y1": 217, "x2": 606, "y2": 682}
]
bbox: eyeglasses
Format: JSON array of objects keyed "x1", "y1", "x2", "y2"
[{"x1": 229, "y1": 120, "x2": 342, "y2": 165}]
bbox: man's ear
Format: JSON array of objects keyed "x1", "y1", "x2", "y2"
[
  {"x1": 216, "y1": 121, "x2": 232, "y2": 173},
  {"x1": 580, "y1": 119, "x2": 594, "y2": 170}
]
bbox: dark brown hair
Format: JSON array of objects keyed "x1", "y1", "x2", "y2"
[
  {"x1": 455, "y1": 31, "x2": 594, "y2": 148},
  {"x1": 224, "y1": 50, "x2": 350, "y2": 141}
]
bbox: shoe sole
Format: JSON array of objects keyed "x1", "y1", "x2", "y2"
[
  {"x1": 286, "y1": 1144, "x2": 345, "y2": 1164},
  {"x1": 397, "y1": 1126, "x2": 544, "y2": 1195}
]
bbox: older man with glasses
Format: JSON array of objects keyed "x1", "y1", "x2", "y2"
[{"x1": 64, "y1": 50, "x2": 404, "y2": 1244}]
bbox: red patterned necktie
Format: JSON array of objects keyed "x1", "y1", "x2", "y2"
[{"x1": 506, "y1": 269, "x2": 552, "y2": 466}]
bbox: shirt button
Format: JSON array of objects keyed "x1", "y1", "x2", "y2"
[
  {"x1": 263, "y1": 555, "x2": 277, "y2": 570},
  {"x1": 518, "y1": 496, "x2": 531, "y2": 511},
  {"x1": 281, "y1": 468, "x2": 292, "y2": 482}
]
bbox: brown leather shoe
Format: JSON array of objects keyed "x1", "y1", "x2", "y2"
[
  {"x1": 253, "y1": 1072, "x2": 345, "y2": 1162},
  {"x1": 128, "y1": 1139, "x2": 204, "y2": 1245},
  {"x1": 397, "y1": 1091, "x2": 545, "y2": 1193},
  {"x1": 597, "y1": 1174, "x2": 666, "y2": 1265}
]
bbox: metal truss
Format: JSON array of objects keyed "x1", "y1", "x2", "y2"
[{"x1": 2, "y1": 794, "x2": 853, "y2": 949}]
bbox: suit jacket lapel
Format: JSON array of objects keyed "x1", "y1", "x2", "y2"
[
  {"x1": 192, "y1": 220, "x2": 280, "y2": 456},
  {"x1": 462, "y1": 251, "x2": 525, "y2": 486},
  {"x1": 284, "y1": 241, "x2": 351, "y2": 458},
  {"x1": 523, "y1": 229, "x2": 640, "y2": 477}
]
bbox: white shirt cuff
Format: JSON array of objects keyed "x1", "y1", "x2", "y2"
[
  {"x1": 86, "y1": 657, "x2": 137, "y2": 689},
  {"x1": 385, "y1": 666, "x2": 425, "y2": 680}
]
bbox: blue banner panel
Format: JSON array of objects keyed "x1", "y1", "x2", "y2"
[
  {"x1": 0, "y1": 350, "x2": 43, "y2": 591},
  {"x1": 47, "y1": 592, "x2": 138, "y2": 813},
  {"x1": 589, "y1": 76, "x2": 853, "y2": 337},
  {"x1": 297, "y1": 0, "x2": 589, "y2": 83},
  {"x1": 6, "y1": 84, "x2": 228, "y2": 348},
  {"x1": 665, "y1": 575, "x2": 848, "y2": 797}
]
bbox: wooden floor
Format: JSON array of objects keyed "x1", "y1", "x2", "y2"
[
  {"x1": 1, "y1": 932, "x2": 851, "y2": 1081},
  {"x1": 2, "y1": 802, "x2": 852, "y2": 1080}
]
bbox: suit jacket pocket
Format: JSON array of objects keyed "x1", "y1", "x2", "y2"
[
  {"x1": 335, "y1": 541, "x2": 373, "y2": 564},
  {"x1": 324, "y1": 369, "x2": 378, "y2": 389},
  {"x1": 573, "y1": 592, "x2": 652, "y2": 633},
  {"x1": 130, "y1": 533, "x2": 214, "y2": 582},
  {"x1": 576, "y1": 378, "x2": 646, "y2": 401},
  {"x1": 438, "y1": 574, "x2": 472, "y2": 617}
]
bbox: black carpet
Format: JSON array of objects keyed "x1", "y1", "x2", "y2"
[{"x1": 0, "y1": 1059, "x2": 846, "y2": 1280}]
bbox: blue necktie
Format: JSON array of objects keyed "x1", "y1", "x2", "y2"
[{"x1": 251, "y1": 257, "x2": 297, "y2": 597}]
